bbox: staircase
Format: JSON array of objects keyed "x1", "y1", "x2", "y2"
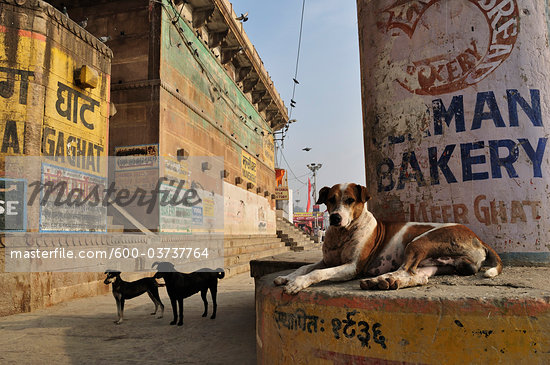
[
  {"x1": 105, "y1": 205, "x2": 320, "y2": 278},
  {"x1": 224, "y1": 235, "x2": 294, "y2": 277},
  {"x1": 276, "y1": 216, "x2": 318, "y2": 252}
]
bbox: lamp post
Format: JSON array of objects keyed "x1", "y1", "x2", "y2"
[
  {"x1": 307, "y1": 163, "x2": 322, "y2": 235},
  {"x1": 307, "y1": 163, "x2": 322, "y2": 203}
]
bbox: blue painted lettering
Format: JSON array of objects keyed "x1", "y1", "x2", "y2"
[
  {"x1": 396, "y1": 151, "x2": 425, "y2": 190},
  {"x1": 428, "y1": 145, "x2": 457, "y2": 185},
  {"x1": 433, "y1": 96, "x2": 465, "y2": 135},
  {"x1": 518, "y1": 137, "x2": 547, "y2": 178},
  {"x1": 377, "y1": 158, "x2": 395, "y2": 192},
  {"x1": 489, "y1": 139, "x2": 519, "y2": 178},
  {"x1": 471, "y1": 91, "x2": 505, "y2": 130},
  {"x1": 461, "y1": 141, "x2": 489, "y2": 181},
  {"x1": 507, "y1": 89, "x2": 542, "y2": 127}
]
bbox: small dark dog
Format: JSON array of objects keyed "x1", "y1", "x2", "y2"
[
  {"x1": 152, "y1": 262, "x2": 225, "y2": 326},
  {"x1": 104, "y1": 270, "x2": 164, "y2": 324}
]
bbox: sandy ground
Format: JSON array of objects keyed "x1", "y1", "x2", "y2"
[{"x1": 0, "y1": 273, "x2": 256, "y2": 365}]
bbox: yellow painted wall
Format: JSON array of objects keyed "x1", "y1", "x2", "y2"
[
  {"x1": 0, "y1": 9, "x2": 110, "y2": 172},
  {"x1": 0, "y1": 1, "x2": 112, "y2": 316},
  {"x1": 0, "y1": 27, "x2": 46, "y2": 157},
  {"x1": 257, "y1": 282, "x2": 550, "y2": 364},
  {"x1": 42, "y1": 46, "x2": 109, "y2": 175}
]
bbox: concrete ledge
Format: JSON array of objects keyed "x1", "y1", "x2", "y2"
[
  {"x1": 250, "y1": 250, "x2": 322, "y2": 279},
  {"x1": 254, "y1": 252, "x2": 550, "y2": 364}
]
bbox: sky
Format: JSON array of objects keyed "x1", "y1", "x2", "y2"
[{"x1": 230, "y1": 0, "x2": 365, "y2": 209}]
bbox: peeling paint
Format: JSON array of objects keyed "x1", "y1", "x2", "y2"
[
  {"x1": 256, "y1": 273, "x2": 550, "y2": 364},
  {"x1": 358, "y1": 0, "x2": 550, "y2": 264}
]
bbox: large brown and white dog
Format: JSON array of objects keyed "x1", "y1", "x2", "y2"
[{"x1": 274, "y1": 183, "x2": 502, "y2": 294}]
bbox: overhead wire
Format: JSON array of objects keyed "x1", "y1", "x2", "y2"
[
  {"x1": 275, "y1": 0, "x2": 306, "y2": 145},
  {"x1": 288, "y1": 172, "x2": 309, "y2": 181},
  {"x1": 289, "y1": 0, "x2": 306, "y2": 119},
  {"x1": 279, "y1": 145, "x2": 306, "y2": 185}
]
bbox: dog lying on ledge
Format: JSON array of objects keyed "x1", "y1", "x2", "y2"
[{"x1": 274, "y1": 183, "x2": 503, "y2": 294}]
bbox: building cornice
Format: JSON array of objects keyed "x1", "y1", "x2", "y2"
[{"x1": 1, "y1": 0, "x2": 113, "y2": 59}]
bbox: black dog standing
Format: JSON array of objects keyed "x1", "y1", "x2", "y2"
[
  {"x1": 152, "y1": 262, "x2": 225, "y2": 326},
  {"x1": 104, "y1": 270, "x2": 164, "y2": 324}
]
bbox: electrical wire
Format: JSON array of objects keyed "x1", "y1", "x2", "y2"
[
  {"x1": 288, "y1": 172, "x2": 309, "y2": 181},
  {"x1": 289, "y1": 0, "x2": 306, "y2": 119},
  {"x1": 275, "y1": 0, "x2": 306, "y2": 146},
  {"x1": 279, "y1": 145, "x2": 306, "y2": 185}
]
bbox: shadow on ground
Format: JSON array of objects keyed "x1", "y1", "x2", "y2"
[{"x1": 0, "y1": 273, "x2": 256, "y2": 365}]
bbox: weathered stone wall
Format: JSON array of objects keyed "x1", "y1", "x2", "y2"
[
  {"x1": 158, "y1": 17, "x2": 277, "y2": 234},
  {"x1": 61, "y1": 0, "x2": 279, "y2": 235},
  {"x1": 62, "y1": 0, "x2": 159, "y2": 154},
  {"x1": 0, "y1": 0, "x2": 112, "y2": 316},
  {"x1": 158, "y1": 4, "x2": 277, "y2": 208},
  {"x1": 223, "y1": 182, "x2": 275, "y2": 235},
  {"x1": 255, "y1": 259, "x2": 550, "y2": 364}
]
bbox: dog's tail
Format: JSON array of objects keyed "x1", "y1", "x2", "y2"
[
  {"x1": 482, "y1": 243, "x2": 503, "y2": 278},
  {"x1": 216, "y1": 269, "x2": 225, "y2": 279}
]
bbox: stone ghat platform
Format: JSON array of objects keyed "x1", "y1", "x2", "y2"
[{"x1": 251, "y1": 251, "x2": 550, "y2": 364}]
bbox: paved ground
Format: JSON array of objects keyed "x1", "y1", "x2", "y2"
[{"x1": 0, "y1": 273, "x2": 256, "y2": 365}]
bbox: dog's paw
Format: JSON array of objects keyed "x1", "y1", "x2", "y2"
[
  {"x1": 210, "y1": 315, "x2": 216, "y2": 319},
  {"x1": 170, "y1": 320, "x2": 177, "y2": 325},
  {"x1": 377, "y1": 277, "x2": 391, "y2": 290},
  {"x1": 359, "y1": 278, "x2": 378, "y2": 290},
  {"x1": 156, "y1": 315, "x2": 163, "y2": 319},
  {"x1": 283, "y1": 277, "x2": 307, "y2": 295},
  {"x1": 177, "y1": 321, "x2": 183, "y2": 326},
  {"x1": 360, "y1": 275, "x2": 399, "y2": 290},
  {"x1": 386, "y1": 276, "x2": 399, "y2": 290},
  {"x1": 114, "y1": 320, "x2": 122, "y2": 325},
  {"x1": 274, "y1": 276, "x2": 289, "y2": 286}
]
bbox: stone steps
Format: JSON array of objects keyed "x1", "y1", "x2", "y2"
[
  {"x1": 222, "y1": 233, "x2": 291, "y2": 278},
  {"x1": 275, "y1": 217, "x2": 317, "y2": 252},
  {"x1": 223, "y1": 222, "x2": 323, "y2": 277},
  {"x1": 224, "y1": 235, "x2": 281, "y2": 247},
  {"x1": 277, "y1": 231, "x2": 312, "y2": 245},
  {"x1": 94, "y1": 219, "x2": 319, "y2": 278},
  {"x1": 223, "y1": 262, "x2": 252, "y2": 277},
  {"x1": 224, "y1": 245, "x2": 290, "y2": 268},
  {"x1": 224, "y1": 246, "x2": 291, "y2": 277},
  {"x1": 224, "y1": 240, "x2": 290, "y2": 257}
]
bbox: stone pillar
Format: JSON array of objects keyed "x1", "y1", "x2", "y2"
[{"x1": 358, "y1": 0, "x2": 549, "y2": 264}]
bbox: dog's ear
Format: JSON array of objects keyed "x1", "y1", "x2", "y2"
[
  {"x1": 355, "y1": 184, "x2": 370, "y2": 203},
  {"x1": 316, "y1": 186, "x2": 330, "y2": 205},
  {"x1": 152, "y1": 261, "x2": 160, "y2": 269}
]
